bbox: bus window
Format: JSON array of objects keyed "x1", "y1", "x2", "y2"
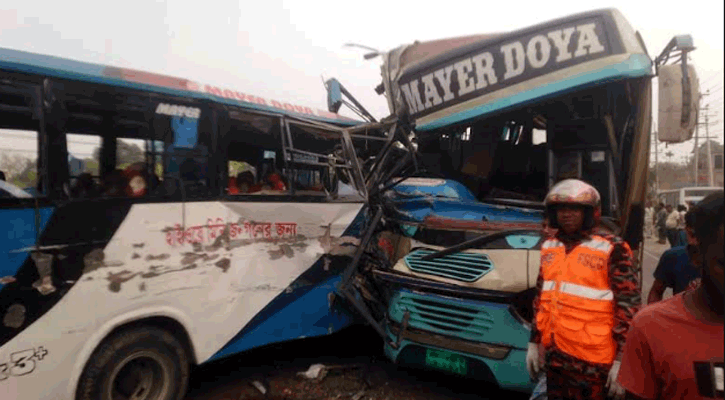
[
  {"x1": 0, "y1": 129, "x2": 42, "y2": 197},
  {"x1": 66, "y1": 133, "x2": 101, "y2": 198},
  {"x1": 114, "y1": 138, "x2": 163, "y2": 198},
  {"x1": 283, "y1": 121, "x2": 356, "y2": 198}
]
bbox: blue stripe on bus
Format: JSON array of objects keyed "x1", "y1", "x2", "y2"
[
  {"x1": 0, "y1": 47, "x2": 360, "y2": 126},
  {"x1": 416, "y1": 54, "x2": 653, "y2": 131},
  {"x1": 207, "y1": 275, "x2": 356, "y2": 362},
  {"x1": 0, "y1": 207, "x2": 55, "y2": 278},
  {"x1": 207, "y1": 207, "x2": 366, "y2": 362}
]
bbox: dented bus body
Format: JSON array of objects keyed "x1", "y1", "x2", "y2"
[
  {"x1": 0, "y1": 47, "x2": 388, "y2": 399},
  {"x1": 331, "y1": 8, "x2": 699, "y2": 393}
]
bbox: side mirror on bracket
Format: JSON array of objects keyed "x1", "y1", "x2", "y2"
[
  {"x1": 326, "y1": 78, "x2": 343, "y2": 114},
  {"x1": 655, "y1": 34, "x2": 699, "y2": 144}
]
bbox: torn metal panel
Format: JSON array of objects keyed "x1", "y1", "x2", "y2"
[
  {"x1": 388, "y1": 320, "x2": 512, "y2": 360},
  {"x1": 373, "y1": 269, "x2": 512, "y2": 304}
]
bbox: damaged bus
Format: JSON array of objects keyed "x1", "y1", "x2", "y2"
[
  {"x1": 0, "y1": 47, "x2": 387, "y2": 399},
  {"x1": 331, "y1": 8, "x2": 699, "y2": 393}
]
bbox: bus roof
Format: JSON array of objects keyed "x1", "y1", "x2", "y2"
[
  {"x1": 380, "y1": 8, "x2": 652, "y2": 131},
  {"x1": 0, "y1": 46, "x2": 361, "y2": 126}
]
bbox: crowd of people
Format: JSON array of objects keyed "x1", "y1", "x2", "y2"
[
  {"x1": 646, "y1": 202, "x2": 690, "y2": 247},
  {"x1": 528, "y1": 179, "x2": 723, "y2": 400}
]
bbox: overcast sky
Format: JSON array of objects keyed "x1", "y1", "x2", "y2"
[{"x1": 1, "y1": 0, "x2": 723, "y2": 166}]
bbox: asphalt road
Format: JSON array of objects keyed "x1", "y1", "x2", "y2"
[{"x1": 183, "y1": 237, "x2": 675, "y2": 400}]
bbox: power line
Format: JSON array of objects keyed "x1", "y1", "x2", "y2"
[
  {"x1": 705, "y1": 86, "x2": 723, "y2": 96},
  {"x1": 700, "y1": 70, "x2": 724, "y2": 87}
]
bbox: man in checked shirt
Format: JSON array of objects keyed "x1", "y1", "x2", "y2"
[{"x1": 526, "y1": 179, "x2": 641, "y2": 400}]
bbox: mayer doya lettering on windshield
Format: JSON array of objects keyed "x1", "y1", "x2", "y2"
[{"x1": 398, "y1": 18, "x2": 613, "y2": 118}]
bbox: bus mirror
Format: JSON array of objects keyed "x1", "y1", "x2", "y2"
[
  {"x1": 326, "y1": 78, "x2": 343, "y2": 114},
  {"x1": 657, "y1": 63, "x2": 699, "y2": 143}
]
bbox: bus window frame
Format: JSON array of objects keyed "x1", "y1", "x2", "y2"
[
  {"x1": 0, "y1": 79, "x2": 48, "y2": 199},
  {"x1": 222, "y1": 111, "x2": 365, "y2": 202}
]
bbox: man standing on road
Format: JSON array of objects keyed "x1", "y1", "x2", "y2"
[
  {"x1": 618, "y1": 191, "x2": 723, "y2": 399},
  {"x1": 664, "y1": 205, "x2": 679, "y2": 247},
  {"x1": 647, "y1": 210, "x2": 701, "y2": 303},
  {"x1": 676, "y1": 204, "x2": 687, "y2": 246},
  {"x1": 526, "y1": 179, "x2": 641, "y2": 400}
]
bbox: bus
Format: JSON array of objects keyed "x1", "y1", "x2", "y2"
[
  {"x1": 658, "y1": 186, "x2": 722, "y2": 209},
  {"x1": 0, "y1": 46, "x2": 387, "y2": 400},
  {"x1": 329, "y1": 8, "x2": 699, "y2": 393}
]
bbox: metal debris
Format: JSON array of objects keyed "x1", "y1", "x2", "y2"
[
  {"x1": 250, "y1": 380, "x2": 267, "y2": 395},
  {"x1": 298, "y1": 364, "x2": 328, "y2": 380}
]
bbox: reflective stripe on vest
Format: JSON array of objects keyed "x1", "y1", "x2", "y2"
[
  {"x1": 536, "y1": 235, "x2": 616, "y2": 364},
  {"x1": 541, "y1": 280, "x2": 613, "y2": 300},
  {"x1": 560, "y1": 282, "x2": 614, "y2": 301}
]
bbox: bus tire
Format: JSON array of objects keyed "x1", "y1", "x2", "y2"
[{"x1": 75, "y1": 326, "x2": 190, "y2": 400}]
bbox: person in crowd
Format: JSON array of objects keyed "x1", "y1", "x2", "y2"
[
  {"x1": 655, "y1": 203, "x2": 668, "y2": 244},
  {"x1": 526, "y1": 179, "x2": 640, "y2": 400},
  {"x1": 102, "y1": 169, "x2": 127, "y2": 197},
  {"x1": 70, "y1": 172, "x2": 98, "y2": 198},
  {"x1": 676, "y1": 204, "x2": 687, "y2": 246},
  {"x1": 236, "y1": 171, "x2": 256, "y2": 193},
  {"x1": 664, "y1": 205, "x2": 680, "y2": 247},
  {"x1": 647, "y1": 210, "x2": 701, "y2": 304},
  {"x1": 264, "y1": 171, "x2": 287, "y2": 192},
  {"x1": 618, "y1": 191, "x2": 723, "y2": 399}
]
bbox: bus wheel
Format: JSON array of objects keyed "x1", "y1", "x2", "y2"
[{"x1": 76, "y1": 326, "x2": 190, "y2": 400}]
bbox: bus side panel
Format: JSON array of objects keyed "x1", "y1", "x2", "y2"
[{"x1": 0, "y1": 201, "x2": 364, "y2": 399}]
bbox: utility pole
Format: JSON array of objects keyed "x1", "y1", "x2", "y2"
[
  {"x1": 705, "y1": 107, "x2": 715, "y2": 186},
  {"x1": 654, "y1": 129, "x2": 659, "y2": 193},
  {"x1": 693, "y1": 94, "x2": 702, "y2": 186}
]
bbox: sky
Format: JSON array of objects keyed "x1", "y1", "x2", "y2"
[{"x1": 1, "y1": 0, "x2": 723, "y2": 167}]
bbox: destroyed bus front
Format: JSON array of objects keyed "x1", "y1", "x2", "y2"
[
  {"x1": 374, "y1": 178, "x2": 543, "y2": 392},
  {"x1": 330, "y1": 7, "x2": 699, "y2": 394}
]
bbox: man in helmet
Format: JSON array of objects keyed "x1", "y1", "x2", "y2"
[{"x1": 526, "y1": 179, "x2": 641, "y2": 400}]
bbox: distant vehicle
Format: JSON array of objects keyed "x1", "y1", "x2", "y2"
[{"x1": 658, "y1": 186, "x2": 723, "y2": 208}]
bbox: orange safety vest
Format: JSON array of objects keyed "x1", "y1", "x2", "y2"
[{"x1": 536, "y1": 235, "x2": 616, "y2": 365}]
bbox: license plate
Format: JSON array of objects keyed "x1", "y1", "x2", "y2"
[{"x1": 425, "y1": 348, "x2": 468, "y2": 376}]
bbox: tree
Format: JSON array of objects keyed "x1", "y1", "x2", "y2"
[
  {"x1": 12, "y1": 158, "x2": 37, "y2": 188},
  {"x1": 0, "y1": 153, "x2": 33, "y2": 183}
]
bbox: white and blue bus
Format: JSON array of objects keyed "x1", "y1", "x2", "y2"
[
  {"x1": 0, "y1": 46, "x2": 386, "y2": 400},
  {"x1": 658, "y1": 186, "x2": 722, "y2": 209}
]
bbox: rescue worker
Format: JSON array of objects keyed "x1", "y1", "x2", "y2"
[{"x1": 526, "y1": 179, "x2": 641, "y2": 400}]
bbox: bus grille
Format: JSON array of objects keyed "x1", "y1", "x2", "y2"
[
  {"x1": 403, "y1": 249, "x2": 493, "y2": 282},
  {"x1": 397, "y1": 293, "x2": 494, "y2": 339}
]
